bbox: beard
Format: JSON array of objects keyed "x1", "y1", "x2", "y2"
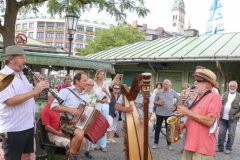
[
  {"x1": 195, "y1": 88, "x2": 204, "y2": 95},
  {"x1": 229, "y1": 89, "x2": 236, "y2": 94}
]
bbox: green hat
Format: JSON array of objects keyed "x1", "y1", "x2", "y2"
[{"x1": 4, "y1": 45, "x2": 26, "y2": 56}]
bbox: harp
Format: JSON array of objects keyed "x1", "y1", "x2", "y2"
[{"x1": 121, "y1": 73, "x2": 152, "y2": 160}]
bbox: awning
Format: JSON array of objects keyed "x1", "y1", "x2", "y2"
[{"x1": 0, "y1": 50, "x2": 114, "y2": 72}]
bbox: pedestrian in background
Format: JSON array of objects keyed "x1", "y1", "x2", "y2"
[{"x1": 217, "y1": 80, "x2": 240, "y2": 154}]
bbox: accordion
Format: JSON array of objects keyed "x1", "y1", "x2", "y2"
[{"x1": 71, "y1": 105, "x2": 109, "y2": 144}]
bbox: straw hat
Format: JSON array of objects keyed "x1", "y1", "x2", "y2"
[{"x1": 193, "y1": 68, "x2": 218, "y2": 87}]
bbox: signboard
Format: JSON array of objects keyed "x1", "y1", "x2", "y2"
[{"x1": 15, "y1": 33, "x2": 28, "y2": 45}]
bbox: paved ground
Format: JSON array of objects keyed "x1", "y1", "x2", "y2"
[
  {"x1": 79, "y1": 121, "x2": 240, "y2": 160},
  {"x1": 2, "y1": 121, "x2": 239, "y2": 160}
]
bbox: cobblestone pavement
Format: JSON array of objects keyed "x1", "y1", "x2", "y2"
[{"x1": 80, "y1": 122, "x2": 240, "y2": 160}]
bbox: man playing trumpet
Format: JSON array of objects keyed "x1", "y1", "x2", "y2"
[{"x1": 175, "y1": 67, "x2": 222, "y2": 160}]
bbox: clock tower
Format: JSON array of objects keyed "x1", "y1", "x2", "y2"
[{"x1": 171, "y1": 0, "x2": 185, "y2": 34}]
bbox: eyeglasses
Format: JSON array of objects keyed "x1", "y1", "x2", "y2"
[
  {"x1": 88, "y1": 84, "x2": 94, "y2": 86},
  {"x1": 114, "y1": 88, "x2": 120, "y2": 90},
  {"x1": 195, "y1": 79, "x2": 206, "y2": 83}
]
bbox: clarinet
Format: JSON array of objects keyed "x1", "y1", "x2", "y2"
[{"x1": 25, "y1": 65, "x2": 64, "y2": 105}]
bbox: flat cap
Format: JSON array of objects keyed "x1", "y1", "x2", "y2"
[{"x1": 4, "y1": 45, "x2": 26, "y2": 56}]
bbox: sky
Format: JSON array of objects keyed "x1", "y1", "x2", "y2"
[{"x1": 81, "y1": 0, "x2": 240, "y2": 34}]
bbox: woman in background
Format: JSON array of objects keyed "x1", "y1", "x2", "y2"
[{"x1": 94, "y1": 69, "x2": 111, "y2": 152}]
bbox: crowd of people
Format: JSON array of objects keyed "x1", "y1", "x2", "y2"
[{"x1": 0, "y1": 45, "x2": 240, "y2": 160}]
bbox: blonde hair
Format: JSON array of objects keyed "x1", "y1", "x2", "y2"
[
  {"x1": 94, "y1": 69, "x2": 105, "y2": 81},
  {"x1": 63, "y1": 74, "x2": 72, "y2": 82},
  {"x1": 87, "y1": 78, "x2": 94, "y2": 85}
]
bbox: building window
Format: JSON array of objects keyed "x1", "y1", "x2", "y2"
[
  {"x1": 76, "y1": 44, "x2": 84, "y2": 48},
  {"x1": 37, "y1": 32, "x2": 44, "y2": 38},
  {"x1": 37, "y1": 22, "x2": 45, "y2": 29},
  {"x1": 86, "y1": 35, "x2": 93, "y2": 41},
  {"x1": 29, "y1": 23, "x2": 34, "y2": 29},
  {"x1": 76, "y1": 34, "x2": 84, "y2": 41},
  {"x1": 22, "y1": 23, "x2": 27, "y2": 29},
  {"x1": 77, "y1": 25, "x2": 84, "y2": 32},
  {"x1": 28, "y1": 32, "x2": 33, "y2": 38},
  {"x1": 86, "y1": 26, "x2": 93, "y2": 32},
  {"x1": 55, "y1": 42, "x2": 64, "y2": 47},
  {"x1": 16, "y1": 24, "x2": 21, "y2": 29},
  {"x1": 47, "y1": 42, "x2": 54, "y2": 46},
  {"x1": 56, "y1": 23, "x2": 64, "y2": 30},
  {"x1": 47, "y1": 23, "x2": 54, "y2": 29},
  {"x1": 46, "y1": 33, "x2": 54, "y2": 38},
  {"x1": 65, "y1": 43, "x2": 73, "y2": 49},
  {"x1": 55, "y1": 33, "x2": 64, "y2": 39}
]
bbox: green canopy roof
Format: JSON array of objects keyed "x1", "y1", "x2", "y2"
[
  {"x1": 0, "y1": 37, "x2": 114, "y2": 72},
  {"x1": 87, "y1": 32, "x2": 240, "y2": 63}
]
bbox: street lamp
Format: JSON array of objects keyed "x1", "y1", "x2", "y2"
[{"x1": 65, "y1": 13, "x2": 79, "y2": 73}]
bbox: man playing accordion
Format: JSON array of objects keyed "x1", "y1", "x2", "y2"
[{"x1": 51, "y1": 71, "x2": 89, "y2": 160}]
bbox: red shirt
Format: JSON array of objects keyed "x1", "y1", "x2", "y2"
[
  {"x1": 40, "y1": 102, "x2": 60, "y2": 131},
  {"x1": 185, "y1": 92, "x2": 222, "y2": 156},
  {"x1": 56, "y1": 84, "x2": 71, "y2": 92}
]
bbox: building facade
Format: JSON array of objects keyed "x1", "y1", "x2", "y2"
[{"x1": 15, "y1": 16, "x2": 112, "y2": 55}]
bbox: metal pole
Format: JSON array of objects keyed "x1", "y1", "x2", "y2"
[{"x1": 67, "y1": 34, "x2": 73, "y2": 74}]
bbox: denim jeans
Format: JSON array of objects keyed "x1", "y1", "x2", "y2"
[{"x1": 217, "y1": 118, "x2": 238, "y2": 151}]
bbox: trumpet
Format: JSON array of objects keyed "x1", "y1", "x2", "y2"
[{"x1": 25, "y1": 65, "x2": 64, "y2": 104}]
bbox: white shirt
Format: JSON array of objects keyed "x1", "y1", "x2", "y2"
[
  {"x1": 51, "y1": 85, "x2": 89, "y2": 119},
  {"x1": 93, "y1": 81, "x2": 110, "y2": 111},
  {"x1": 0, "y1": 65, "x2": 36, "y2": 133},
  {"x1": 222, "y1": 92, "x2": 236, "y2": 120}
]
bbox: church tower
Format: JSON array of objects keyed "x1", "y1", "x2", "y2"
[{"x1": 171, "y1": 0, "x2": 185, "y2": 35}]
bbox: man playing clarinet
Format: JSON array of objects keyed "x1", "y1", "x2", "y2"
[{"x1": 0, "y1": 45, "x2": 49, "y2": 160}]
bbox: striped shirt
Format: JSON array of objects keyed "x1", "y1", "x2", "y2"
[
  {"x1": 0, "y1": 65, "x2": 36, "y2": 133},
  {"x1": 51, "y1": 86, "x2": 89, "y2": 119}
]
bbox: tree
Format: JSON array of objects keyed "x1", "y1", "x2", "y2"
[
  {"x1": 76, "y1": 24, "x2": 145, "y2": 56},
  {"x1": 0, "y1": 0, "x2": 149, "y2": 51}
]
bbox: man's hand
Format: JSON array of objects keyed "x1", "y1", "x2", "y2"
[
  {"x1": 69, "y1": 108, "x2": 81, "y2": 117},
  {"x1": 236, "y1": 112, "x2": 240, "y2": 117},
  {"x1": 57, "y1": 131, "x2": 67, "y2": 137},
  {"x1": 155, "y1": 100, "x2": 165, "y2": 106},
  {"x1": 33, "y1": 81, "x2": 49, "y2": 96},
  {"x1": 174, "y1": 105, "x2": 189, "y2": 117}
]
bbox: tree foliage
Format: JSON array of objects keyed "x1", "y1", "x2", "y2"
[
  {"x1": 76, "y1": 24, "x2": 145, "y2": 56},
  {"x1": 0, "y1": 0, "x2": 149, "y2": 50}
]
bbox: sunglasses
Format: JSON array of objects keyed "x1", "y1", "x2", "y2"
[
  {"x1": 88, "y1": 84, "x2": 94, "y2": 86},
  {"x1": 195, "y1": 79, "x2": 206, "y2": 83}
]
